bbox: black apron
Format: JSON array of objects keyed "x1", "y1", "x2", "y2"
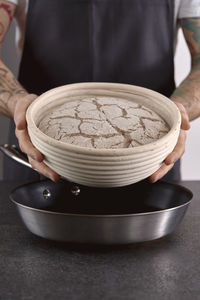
[{"x1": 4, "y1": 0, "x2": 181, "y2": 182}]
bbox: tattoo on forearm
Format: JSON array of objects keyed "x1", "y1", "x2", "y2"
[
  {"x1": 0, "y1": 2, "x2": 15, "y2": 43},
  {"x1": 0, "y1": 1, "x2": 20, "y2": 117},
  {"x1": 181, "y1": 18, "x2": 200, "y2": 64},
  {"x1": 0, "y1": 67, "x2": 26, "y2": 117},
  {"x1": 171, "y1": 65, "x2": 200, "y2": 120},
  {"x1": 173, "y1": 18, "x2": 200, "y2": 120}
]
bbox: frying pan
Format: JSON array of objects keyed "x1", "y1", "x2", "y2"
[{"x1": 0, "y1": 144, "x2": 193, "y2": 245}]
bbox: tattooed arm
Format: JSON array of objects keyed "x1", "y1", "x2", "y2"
[
  {"x1": 0, "y1": 0, "x2": 28, "y2": 117},
  {"x1": 171, "y1": 18, "x2": 200, "y2": 121},
  {"x1": 0, "y1": 65, "x2": 27, "y2": 117},
  {"x1": 149, "y1": 18, "x2": 200, "y2": 182},
  {"x1": 0, "y1": 0, "x2": 59, "y2": 181},
  {"x1": 148, "y1": 19, "x2": 200, "y2": 182}
]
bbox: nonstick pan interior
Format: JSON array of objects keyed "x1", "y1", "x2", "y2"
[{"x1": 10, "y1": 179, "x2": 192, "y2": 215}]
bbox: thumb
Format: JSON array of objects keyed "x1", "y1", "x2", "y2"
[{"x1": 14, "y1": 94, "x2": 38, "y2": 130}]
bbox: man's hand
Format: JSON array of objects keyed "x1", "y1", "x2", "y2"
[
  {"x1": 14, "y1": 94, "x2": 60, "y2": 182},
  {"x1": 148, "y1": 102, "x2": 190, "y2": 183}
]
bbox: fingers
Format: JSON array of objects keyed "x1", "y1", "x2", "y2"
[
  {"x1": 149, "y1": 128, "x2": 186, "y2": 183},
  {"x1": 15, "y1": 128, "x2": 44, "y2": 162},
  {"x1": 149, "y1": 162, "x2": 174, "y2": 183},
  {"x1": 14, "y1": 94, "x2": 38, "y2": 130},
  {"x1": 14, "y1": 93, "x2": 60, "y2": 182},
  {"x1": 14, "y1": 93, "x2": 43, "y2": 162},
  {"x1": 28, "y1": 157, "x2": 60, "y2": 182},
  {"x1": 16, "y1": 128, "x2": 60, "y2": 182},
  {"x1": 174, "y1": 102, "x2": 190, "y2": 130},
  {"x1": 164, "y1": 129, "x2": 186, "y2": 165}
]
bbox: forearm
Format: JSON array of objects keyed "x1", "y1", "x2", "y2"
[
  {"x1": 0, "y1": 59, "x2": 27, "y2": 118},
  {"x1": 171, "y1": 63, "x2": 200, "y2": 121},
  {"x1": 0, "y1": 0, "x2": 27, "y2": 118},
  {"x1": 173, "y1": 18, "x2": 200, "y2": 121}
]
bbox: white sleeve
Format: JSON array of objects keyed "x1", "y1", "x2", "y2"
[
  {"x1": 6, "y1": 0, "x2": 18, "y2": 4},
  {"x1": 178, "y1": 0, "x2": 200, "y2": 18}
]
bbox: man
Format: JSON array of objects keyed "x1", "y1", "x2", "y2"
[{"x1": 0, "y1": 0, "x2": 199, "y2": 183}]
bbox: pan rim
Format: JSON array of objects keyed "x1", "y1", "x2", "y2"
[
  {"x1": 9, "y1": 197, "x2": 192, "y2": 218},
  {"x1": 9, "y1": 180, "x2": 193, "y2": 218}
]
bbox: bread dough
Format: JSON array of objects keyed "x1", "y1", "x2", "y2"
[{"x1": 38, "y1": 96, "x2": 169, "y2": 149}]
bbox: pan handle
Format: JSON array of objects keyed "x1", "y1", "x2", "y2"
[
  {"x1": 0, "y1": 144, "x2": 81, "y2": 194},
  {"x1": 0, "y1": 144, "x2": 32, "y2": 169}
]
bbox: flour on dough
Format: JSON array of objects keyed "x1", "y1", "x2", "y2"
[{"x1": 38, "y1": 96, "x2": 169, "y2": 149}]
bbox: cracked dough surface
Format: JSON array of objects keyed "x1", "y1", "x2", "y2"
[{"x1": 38, "y1": 96, "x2": 170, "y2": 149}]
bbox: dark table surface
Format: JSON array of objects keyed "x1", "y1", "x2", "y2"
[{"x1": 0, "y1": 181, "x2": 199, "y2": 300}]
